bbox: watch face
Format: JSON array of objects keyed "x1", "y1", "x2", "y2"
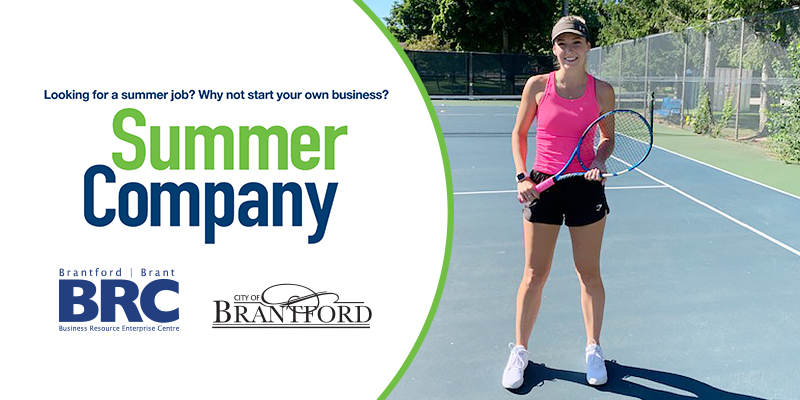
[{"x1": 517, "y1": 173, "x2": 526, "y2": 181}]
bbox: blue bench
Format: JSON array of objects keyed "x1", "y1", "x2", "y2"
[{"x1": 654, "y1": 97, "x2": 682, "y2": 119}]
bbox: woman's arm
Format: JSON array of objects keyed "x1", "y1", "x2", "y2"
[{"x1": 512, "y1": 75, "x2": 546, "y2": 202}]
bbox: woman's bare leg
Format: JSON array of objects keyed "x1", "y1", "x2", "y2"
[
  {"x1": 568, "y1": 216, "x2": 606, "y2": 346},
  {"x1": 515, "y1": 221, "x2": 561, "y2": 348}
]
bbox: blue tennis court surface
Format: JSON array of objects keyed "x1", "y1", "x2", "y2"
[{"x1": 388, "y1": 106, "x2": 800, "y2": 399}]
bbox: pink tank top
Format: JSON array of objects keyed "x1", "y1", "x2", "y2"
[{"x1": 533, "y1": 71, "x2": 600, "y2": 174}]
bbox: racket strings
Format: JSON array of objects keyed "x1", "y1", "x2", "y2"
[{"x1": 593, "y1": 112, "x2": 652, "y2": 173}]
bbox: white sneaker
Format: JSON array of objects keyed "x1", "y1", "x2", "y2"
[
  {"x1": 502, "y1": 343, "x2": 529, "y2": 389},
  {"x1": 585, "y1": 344, "x2": 608, "y2": 386}
]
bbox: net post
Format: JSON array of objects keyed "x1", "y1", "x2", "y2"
[{"x1": 468, "y1": 52, "x2": 474, "y2": 96}]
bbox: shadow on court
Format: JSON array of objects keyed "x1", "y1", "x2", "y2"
[{"x1": 509, "y1": 361, "x2": 767, "y2": 400}]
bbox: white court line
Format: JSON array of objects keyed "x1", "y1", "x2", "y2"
[
  {"x1": 437, "y1": 114, "x2": 518, "y2": 117},
  {"x1": 606, "y1": 185, "x2": 667, "y2": 190},
  {"x1": 635, "y1": 167, "x2": 800, "y2": 258},
  {"x1": 453, "y1": 172, "x2": 800, "y2": 257},
  {"x1": 449, "y1": 135, "x2": 800, "y2": 256},
  {"x1": 652, "y1": 143, "x2": 800, "y2": 201},
  {"x1": 453, "y1": 185, "x2": 666, "y2": 195},
  {"x1": 602, "y1": 144, "x2": 799, "y2": 256},
  {"x1": 444, "y1": 133, "x2": 799, "y2": 199},
  {"x1": 453, "y1": 190, "x2": 516, "y2": 195}
]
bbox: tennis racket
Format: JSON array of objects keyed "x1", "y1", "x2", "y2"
[{"x1": 519, "y1": 109, "x2": 653, "y2": 202}]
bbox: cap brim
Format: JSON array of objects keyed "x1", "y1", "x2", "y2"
[{"x1": 552, "y1": 29, "x2": 587, "y2": 43}]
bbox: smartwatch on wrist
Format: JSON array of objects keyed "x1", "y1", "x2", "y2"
[{"x1": 516, "y1": 172, "x2": 528, "y2": 183}]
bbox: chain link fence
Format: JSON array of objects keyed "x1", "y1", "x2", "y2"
[
  {"x1": 406, "y1": 50, "x2": 555, "y2": 97},
  {"x1": 404, "y1": 7, "x2": 799, "y2": 146},
  {"x1": 587, "y1": 6, "x2": 800, "y2": 140}
]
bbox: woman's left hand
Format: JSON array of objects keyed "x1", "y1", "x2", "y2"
[{"x1": 585, "y1": 159, "x2": 606, "y2": 183}]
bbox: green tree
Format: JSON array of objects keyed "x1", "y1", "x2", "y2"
[
  {"x1": 691, "y1": 87, "x2": 714, "y2": 135},
  {"x1": 386, "y1": 0, "x2": 440, "y2": 43},
  {"x1": 404, "y1": 33, "x2": 452, "y2": 50},
  {"x1": 596, "y1": 0, "x2": 701, "y2": 45},
  {"x1": 712, "y1": 89, "x2": 735, "y2": 137},
  {"x1": 767, "y1": 39, "x2": 800, "y2": 163},
  {"x1": 743, "y1": 7, "x2": 800, "y2": 132},
  {"x1": 567, "y1": 0, "x2": 603, "y2": 46},
  {"x1": 596, "y1": 0, "x2": 798, "y2": 44},
  {"x1": 432, "y1": 0, "x2": 559, "y2": 53}
]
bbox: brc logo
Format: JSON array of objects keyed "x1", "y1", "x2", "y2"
[{"x1": 59, "y1": 279, "x2": 179, "y2": 323}]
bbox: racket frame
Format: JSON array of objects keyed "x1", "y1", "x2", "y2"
[{"x1": 532, "y1": 109, "x2": 653, "y2": 193}]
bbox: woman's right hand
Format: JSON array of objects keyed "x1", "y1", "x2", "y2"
[{"x1": 517, "y1": 178, "x2": 539, "y2": 203}]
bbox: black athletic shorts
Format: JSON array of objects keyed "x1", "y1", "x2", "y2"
[{"x1": 522, "y1": 170, "x2": 610, "y2": 227}]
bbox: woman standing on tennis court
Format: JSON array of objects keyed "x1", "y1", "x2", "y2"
[{"x1": 502, "y1": 15, "x2": 616, "y2": 390}]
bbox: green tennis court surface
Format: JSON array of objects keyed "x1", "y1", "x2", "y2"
[{"x1": 388, "y1": 103, "x2": 800, "y2": 399}]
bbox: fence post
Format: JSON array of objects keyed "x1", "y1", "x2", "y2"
[
  {"x1": 644, "y1": 37, "x2": 650, "y2": 113},
  {"x1": 680, "y1": 36, "x2": 688, "y2": 129},
  {"x1": 598, "y1": 48, "x2": 603, "y2": 77},
  {"x1": 618, "y1": 45, "x2": 623, "y2": 109},
  {"x1": 735, "y1": 17, "x2": 745, "y2": 140}
]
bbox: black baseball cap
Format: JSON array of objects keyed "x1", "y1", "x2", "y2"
[{"x1": 551, "y1": 18, "x2": 589, "y2": 43}]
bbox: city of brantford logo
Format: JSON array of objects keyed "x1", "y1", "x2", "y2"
[{"x1": 212, "y1": 283, "x2": 371, "y2": 329}]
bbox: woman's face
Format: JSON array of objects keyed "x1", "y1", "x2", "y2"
[{"x1": 552, "y1": 32, "x2": 590, "y2": 70}]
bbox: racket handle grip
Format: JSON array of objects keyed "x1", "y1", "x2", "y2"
[
  {"x1": 517, "y1": 178, "x2": 554, "y2": 204},
  {"x1": 534, "y1": 177, "x2": 555, "y2": 193}
]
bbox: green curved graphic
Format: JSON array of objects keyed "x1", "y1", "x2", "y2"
[{"x1": 351, "y1": 1, "x2": 454, "y2": 399}]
